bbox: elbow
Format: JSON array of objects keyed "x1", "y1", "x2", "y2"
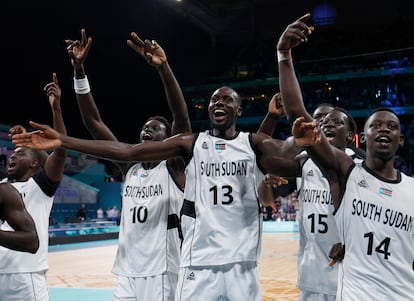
[
  {"x1": 286, "y1": 114, "x2": 298, "y2": 125},
  {"x1": 27, "y1": 235, "x2": 40, "y2": 254}
]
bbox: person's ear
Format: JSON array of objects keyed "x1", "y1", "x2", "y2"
[
  {"x1": 237, "y1": 106, "x2": 243, "y2": 117},
  {"x1": 359, "y1": 133, "x2": 366, "y2": 144},
  {"x1": 399, "y1": 134, "x2": 405, "y2": 147},
  {"x1": 346, "y1": 131, "x2": 355, "y2": 145}
]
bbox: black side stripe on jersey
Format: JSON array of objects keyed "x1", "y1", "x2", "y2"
[
  {"x1": 167, "y1": 214, "x2": 180, "y2": 229},
  {"x1": 181, "y1": 199, "x2": 195, "y2": 218}
]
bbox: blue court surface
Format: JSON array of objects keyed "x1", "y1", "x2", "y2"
[
  {"x1": 50, "y1": 287, "x2": 113, "y2": 301},
  {"x1": 48, "y1": 221, "x2": 298, "y2": 300}
]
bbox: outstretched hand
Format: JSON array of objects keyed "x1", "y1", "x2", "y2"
[
  {"x1": 65, "y1": 28, "x2": 93, "y2": 68},
  {"x1": 127, "y1": 32, "x2": 167, "y2": 67},
  {"x1": 11, "y1": 121, "x2": 62, "y2": 150},
  {"x1": 8, "y1": 125, "x2": 27, "y2": 138},
  {"x1": 277, "y1": 13, "x2": 314, "y2": 51},
  {"x1": 292, "y1": 117, "x2": 321, "y2": 146}
]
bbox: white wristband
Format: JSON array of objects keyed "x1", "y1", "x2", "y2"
[
  {"x1": 277, "y1": 49, "x2": 292, "y2": 62},
  {"x1": 74, "y1": 76, "x2": 91, "y2": 94}
]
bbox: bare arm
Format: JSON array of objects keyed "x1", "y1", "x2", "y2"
[
  {"x1": 277, "y1": 13, "x2": 314, "y2": 124},
  {"x1": 12, "y1": 121, "x2": 193, "y2": 163},
  {"x1": 127, "y1": 34, "x2": 192, "y2": 134},
  {"x1": 292, "y1": 117, "x2": 353, "y2": 209},
  {"x1": 66, "y1": 29, "x2": 118, "y2": 141},
  {"x1": 0, "y1": 184, "x2": 39, "y2": 253},
  {"x1": 42, "y1": 73, "x2": 68, "y2": 182},
  {"x1": 257, "y1": 92, "x2": 283, "y2": 136}
]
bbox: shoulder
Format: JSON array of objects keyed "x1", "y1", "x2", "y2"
[
  {"x1": 250, "y1": 132, "x2": 268, "y2": 145},
  {"x1": 0, "y1": 182, "x2": 21, "y2": 204}
]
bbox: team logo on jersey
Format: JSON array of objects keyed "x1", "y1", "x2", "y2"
[
  {"x1": 131, "y1": 165, "x2": 139, "y2": 176},
  {"x1": 202, "y1": 141, "x2": 209, "y2": 149},
  {"x1": 379, "y1": 187, "x2": 392, "y2": 197},
  {"x1": 357, "y1": 180, "x2": 368, "y2": 188},
  {"x1": 186, "y1": 271, "x2": 196, "y2": 280},
  {"x1": 306, "y1": 170, "x2": 314, "y2": 177},
  {"x1": 140, "y1": 172, "x2": 150, "y2": 179},
  {"x1": 215, "y1": 143, "x2": 226, "y2": 150}
]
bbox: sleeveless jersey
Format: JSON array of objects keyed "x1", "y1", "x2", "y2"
[
  {"x1": 112, "y1": 160, "x2": 183, "y2": 277},
  {"x1": 335, "y1": 162, "x2": 414, "y2": 300},
  {"x1": 297, "y1": 148, "x2": 363, "y2": 295},
  {"x1": 180, "y1": 131, "x2": 265, "y2": 266},
  {"x1": 0, "y1": 170, "x2": 57, "y2": 273}
]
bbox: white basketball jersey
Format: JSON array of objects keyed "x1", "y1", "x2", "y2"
[
  {"x1": 112, "y1": 160, "x2": 183, "y2": 277},
  {"x1": 297, "y1": 156, "x2": 339, "y2": 295},
  {"x1": 297, "y1": 148, "x2": 363, "y2": 295},
  {"x1": 335, "y1": 162, "x2": 414, "y2": 300},
  {"x1": 180, "y1": 131, "x2": 265, "y2": 266},
  {"x1": 0, "y1": 171, "x2": 56, "y2": 273}
]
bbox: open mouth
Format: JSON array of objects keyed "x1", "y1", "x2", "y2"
[
  {"x1": 375, "y1": 135, "x2": 391, "y2": 146},
  {"x1": 324, "y1": 130, "x2": 335, "y2": 141},
  {"x1": 142, "y1": 133, "x2": 153, "y2": 141},
  {"x1": 213, "y1": 109, "x2": 226, "y2": 121}
]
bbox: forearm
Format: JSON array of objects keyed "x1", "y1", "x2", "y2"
[
  {"x1": 0, "y1": 230, "x2": 39, "y2": 253},
  {"x1": 278, "y1": 59, "x2": 312, "y2": 123},
  {"x1": 73, "y1": 63, "x2": 86, "y2": 78},
  {"x1": 158, "y1": 62, "x2": 191, "y2": 134},
  {"x1": 258, "y1": 182, "x2": 276, "y2": 206},
  {"x1": 257, "y1": 113, "x2": 279, "y2": 136}
]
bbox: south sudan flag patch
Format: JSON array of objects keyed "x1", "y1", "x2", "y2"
[
  {"x1": 215, "y1": 143, "x2": 226, "y2": 150},
  {"x1": 379, "y1": 187, "x2": 392, "y2": 197}
]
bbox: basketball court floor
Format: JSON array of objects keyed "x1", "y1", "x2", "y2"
[{"x1": 47, "y1": 223, "x2": 300, "y2": 301}]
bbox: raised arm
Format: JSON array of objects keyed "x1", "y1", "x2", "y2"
[
  {"x1": 127, "y1": 33, "x2": 191, "y2": 134},
  {"x1": 66, "y1": 29, "x2": 117, "y2": 141},
  {"x1": 257, "y1": 92, "x2": 283, "y2": 136},
  {"x1": 277, "y1": 13, "x2": 314, "y2": 123},
  {"x1": 42, "y1": 73, "x2": 67, "y2": 182},
  {"x1": 12, "y1": 121, "x2": 192, "y2": 163},
  {"x1": 291, "y1": 116, "x2": 352, "y2": 208},
  {"x1": 0, "y1": 183, "x2": 39, "y2": 253}
]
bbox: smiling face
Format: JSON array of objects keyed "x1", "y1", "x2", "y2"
[
  {"x1": 208, "y1": 86, "x2": 242, "y2": 133},
  {"x1": 139, "y1": 119, "x2": 169, "y2": 143},
  {"x1": 320, "y1": 110, "x2": 354, "y2": 150},
  {"x1": 363, "y1": 110, "x2": 403, "y2": 160},
  {"x1": 312, "y1": 104, "x2": 334, "y2": 126}
]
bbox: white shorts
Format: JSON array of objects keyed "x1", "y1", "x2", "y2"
[
  {"x1": 112, "y1": 272, "x2": 178, "y2": 301},
  {"x1": 300, "y1": 290, "x2": 336, "y2": 301},
  {"x1": 175, "y1": 262, "x2": 261, "y2": 301},
  {"x1": 0, "y1": 271, "x2": 49, "y2": 301}
]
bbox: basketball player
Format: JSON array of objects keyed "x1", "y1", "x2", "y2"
[
  {"x1": 265, "y1": 13, "x2": 414, "y2": 300},
  {"x1": 0, "y1": 182, "x2": 39, "y2": 253},
  {"x1": 11, "y1": 83, "x2": 304, "y2": 300},
  {"x1": 65, "y1": 29, "x2": 191, "y2": 300},
  {"x1": 0, "y1": 73, "x2": 67, "y2": 301}
]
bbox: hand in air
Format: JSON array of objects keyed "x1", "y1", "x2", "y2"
[
  {"x1": 11, "y1": 121, "x2": 61, "y2": 150},
  {"x1": 268, "y1": 93, "x2": 284, "y2": 118},
  {"x1": 292, "y1": 116, "x2": 321, "y2": 146},
  {"x1": 8, "y1": 125, "x2": 27, "y2": 138},
  {"x1": 127, "y1": 32, "x2": 167, "y2": 67},
  {"x1": 65, "y1": 28, "x2": 93, "y2": 67},
  {"x1": 43, "y1": 73, "x2": 62, "y2": 109},
  {"x1": 277, "y1": 13, "x2": 314, "y2": 51}
]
